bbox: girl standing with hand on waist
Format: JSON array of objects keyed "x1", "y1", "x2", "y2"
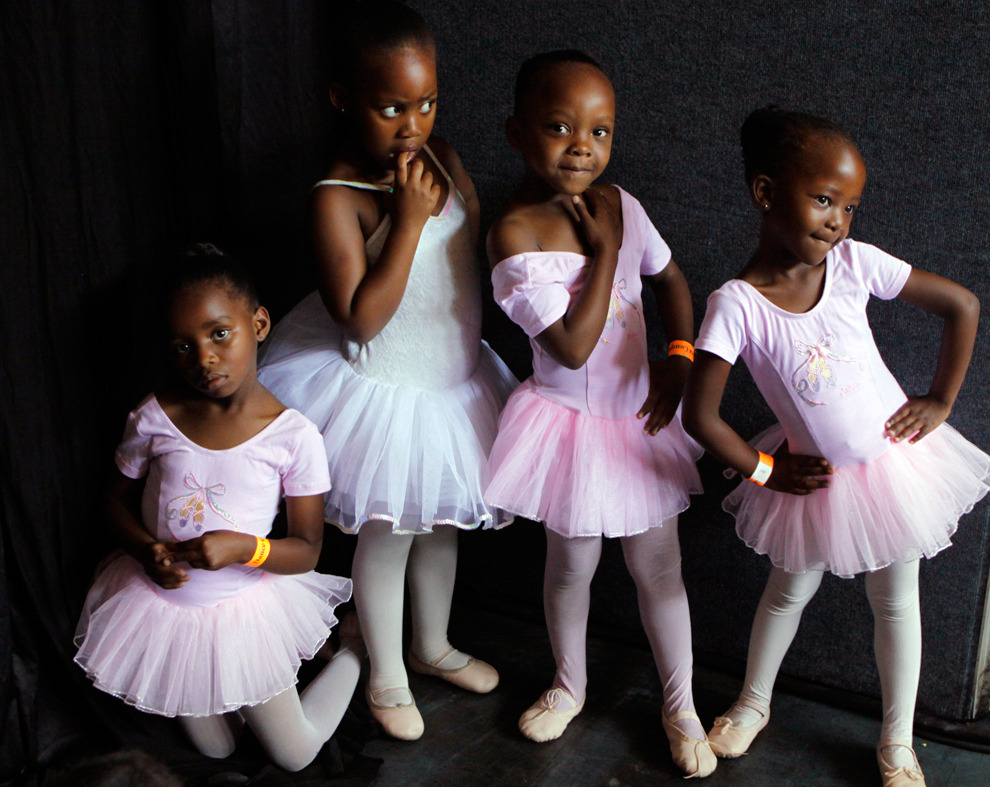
[{"x1": 683, "y1": 106, "x2": 989, "y2": 787}]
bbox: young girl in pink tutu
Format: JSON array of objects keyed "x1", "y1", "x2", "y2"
[
  {"x1": 256, "y1": 1, "x2": 516, "y2": 741},
  {"x1": 74, "y1": 247, "x2": 360, "y2": 772},
  {"x1": 683, "y1": 106, "x2": 989, "y2": 786},
  {"x1": 484, "y1": 51, "x2": 715, "y2": 778}
]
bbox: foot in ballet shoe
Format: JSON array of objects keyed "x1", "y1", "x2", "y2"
[
  {"x1": 707, "y1": 700, "x2": 770, "y2": 758},
  {"x1": 365, "y1": 685, "x2": 424, "y2": 741},
  {"x1": 518, "y1": 688, "x2": 585, "y2": 743},
  {"x1": 877, "y1": 742, "x2": 926, "y2": 786},
  {"x1": 662, "y1": 711, "x2": 718, "y2": 778},
  {"x1": 408, "y1": 647, "x2": 499, "y2": 694}
]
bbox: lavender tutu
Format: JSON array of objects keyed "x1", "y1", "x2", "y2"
[
  {"x1": 725, "y1": 423, "x2": 990, "y2": 578},
  {"x1": 74, "y1": 553, "x2": 351, "y2": 717},
  {"x1": 259, "y1": 293, "x2": 517, "y2": 534},
  {"x1": 485, "y1": 381, "x2": 703, "y2": 538}
]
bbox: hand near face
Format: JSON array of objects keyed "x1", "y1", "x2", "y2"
[
  {"x1": 570, "y1": 188, "x2": 621, "y2": 256},
  {"x1": 391, "y1": 152, "x2": 441, "y2": 230}
]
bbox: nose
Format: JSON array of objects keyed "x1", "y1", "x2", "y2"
[
  {"x1": 399, "y1": 114, "x2": 422, "y2": 139},
  {"x1": 196, "y1": 343, "x2": 216, "y2": 368},
  {"x1": 825, "y1": 206, "x2": 847, "y2": 233},
  {"x1": 567, "y1": 130, "x2": 592, "y2": 156}
]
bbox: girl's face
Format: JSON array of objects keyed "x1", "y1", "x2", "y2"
[
  {"x1": 335, "y1": 44, "x2": 438, "y2": 175},
  {"x1": 167, "y1": 283, "x2": 270, "y2": 400},
  {"x1": 759, "y1": 136, "x2": 867, "y2": 267},
  {"x1": 508, "y1": 63, "x2": 615, "y2": 196}
]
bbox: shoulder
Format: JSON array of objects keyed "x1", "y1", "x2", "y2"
[
  {"x1": 487, "y1": 209, "x2": 541, "y2": 268},
  {"x1": 427, "y1": 137, "x2": 475, "y2": 196}
]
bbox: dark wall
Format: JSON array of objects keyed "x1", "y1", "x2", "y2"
[{"x1": 1, "y1": 0, "x2": 988, "y2": 777}]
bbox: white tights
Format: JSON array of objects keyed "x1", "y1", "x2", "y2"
[
  {"x1": 733, "y1": 560, "x2": 921, "y2": 746},
  {"x1": 352, "y1": 521, "x2": 466, "y2": 705},
  {"x1": 544, "y1": 519, "x2": 702, "y2": 736},
  {"x1": 179, "y1": 643, "x2": 361, "y2": 772}
]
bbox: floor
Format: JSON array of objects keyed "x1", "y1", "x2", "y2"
[
  {"x1": 349, "y1": 607, "x2": 990, "y2": 787},
  {"x1": 44, "y1": 605, "x2": 990, "y2": 786}
]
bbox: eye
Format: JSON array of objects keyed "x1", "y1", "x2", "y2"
[
  {"x1": 381, "y1": 106, "x2": 401, "y2": 119},
  {"x1": 549, "y1": 123, "x2": 569, "y2": 135},
  {"x1": 844, "y1": 204, "x2": 857, "y2": 214},
  {"x1": 592, "y1": 127, "x2": 610, "y2": 138},
  {"x1": 815, "y1": 195, "x2": 831, "y2": 206},
  {"x1": 211, "y1": 328, "x2": 230, "y2": 342},
  {"x1": 418, "y1": 100, "x2": 434, "y2": 114},
  {"x1": 172, "y1": 342, "x2": 190, "y2": 356}
]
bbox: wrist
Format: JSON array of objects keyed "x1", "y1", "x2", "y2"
[{"x1": 748, "y1": 451, "x2": 774, "y2": 486}]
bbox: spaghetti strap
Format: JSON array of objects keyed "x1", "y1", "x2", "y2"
[{"x1": 311, "y1": 179, "x2": 392, "y2": 193}]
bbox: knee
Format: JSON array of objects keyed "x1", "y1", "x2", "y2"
[
  {"x1": 762, "y1": 573, "x2": 820, "y2": 615},
  {"x1": 625, "y1": 552, "x2": 682, "y2": 591}
]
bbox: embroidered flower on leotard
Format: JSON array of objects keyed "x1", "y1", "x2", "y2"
[
  {"x1": 166, "y1": 473, "x2": 237, "y2": 539},
  {"x1": 790, "y1": 333, "x2": 862, "y2": 407},
  {"x1": 600, "y1": 279, "x2": 637, "y2": 344}
]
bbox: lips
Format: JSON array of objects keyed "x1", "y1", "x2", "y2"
[{"x1": 197, "y1": 373, "x2": 226, "y2": 392}]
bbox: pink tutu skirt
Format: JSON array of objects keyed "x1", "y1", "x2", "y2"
[
  {"x1": 74, "y1": 553, "x2": 351, "y2": 717},
  {"x1": 485, "y1": 381, "x2": 703, "y2": 538},
  {"x1": 725, "y1": 423, "x2": 990, "y2": 578},
  {"x1": 258, "y1": 294, "x2": 517, "y2": 534}
]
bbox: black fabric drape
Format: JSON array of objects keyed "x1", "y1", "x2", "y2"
[{"x1": 2, "y1": 0, "x2": 989, "y2": 782}]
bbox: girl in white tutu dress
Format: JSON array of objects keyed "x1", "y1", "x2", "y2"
[
  {"x1": 74, "y1": 248, "x2": 360, "y2": 772},
  {"x1": 683, "y1": 107, "x2": 989, "y2": 786},
  {"x1": 484, "y1": 51, "x2": 714, "y2": 778},
  {"x1": 256, "y1": 2, "x2": 515, "y2": 740}
]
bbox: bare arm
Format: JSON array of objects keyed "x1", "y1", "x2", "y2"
[
  {"x1": 108, "y1": 471, "x2": 188, "y2": 588},
  {"x1": 529, "y1": 190, "x2": 623, "y2": 370},
  {"x1": 637, "y1": 261, "x2": 693, "y2": 434},
  {"x1": 169, "y1": 493, "x2": 324, "y2": 575},
  {"x1": 312, "y1": 153, "x2": 441, "y2": 343},
  {"x1": 682, "y1": 351, "x2": 832, "y2": 494},
  {"x1": 884, "y1": 268, "x2": 980, "y2": 442}
]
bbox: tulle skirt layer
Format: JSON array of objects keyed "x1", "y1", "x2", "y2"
[
  {"x1": 484, "y1": 382, "x2": 703, "y2": 538},
  {"x1": 74, "y1": 554, "x2": 351, "y2": 717},
  {"x1": 258, "y1": 296, "x2": 517, "y2": 534},
  {"x1": 725, "y1": 423, "x2": 990, "y2": 577}
]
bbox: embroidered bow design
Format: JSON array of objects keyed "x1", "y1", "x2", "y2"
[
  {"x1": 790, "y1": 333, "x2": 861, "y2": 407},
  {"x1": 165, "y1": 473, "x2": 236, "y2": 538}
]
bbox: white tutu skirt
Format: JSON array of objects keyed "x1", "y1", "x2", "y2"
[
  {"x1": 258, "y1": 293, "x2": 517, "y2": 534},
  {"x1": 74, "y1": 553, "x2": 351, "y2": 717},
  {"x1": 725, "y1": 423, "x2": 990, "y2": 578},
  {"x1": 484, "y1": 382, "x2": 703, "y2": 538}
]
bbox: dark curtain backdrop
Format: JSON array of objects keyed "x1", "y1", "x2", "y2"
[{"x1": 2, "y1": 0, "x2": 989, "y2": 780}]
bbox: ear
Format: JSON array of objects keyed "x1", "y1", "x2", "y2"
[
  {"x1": 253, "y1": 306, "x2": 271, "y2": 342},
  {"x1": 751, "y1": 174, "x2": 774, "y2": 212},
  {"x1": 329, "y1": 82, "x2": 349, "y2": 113},
  {"x1": 505, "y1": 116, "x2": 522, "y2": 150}
]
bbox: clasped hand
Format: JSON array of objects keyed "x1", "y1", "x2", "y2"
[
  {"x1": 138, "y1": 530, "x2": 258, "y2": 589},
  {"x1": 569, "y1": 187, "x2": 622, "y2": 255}
]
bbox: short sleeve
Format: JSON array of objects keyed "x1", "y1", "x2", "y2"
[
  {"x1": 280, "y1": 414, "x2": 331, "y2": 497},
  {"x1": 114, "y1": 398, "x2": 155, "y2": 479},
  {"x1": 491, "y1": 254, "x2": 574, "y2": 338},
  {"x1": 695, "y1": 289, "x2": 749, "y2": 365},
  {"x1": 849, "y1": 241, "x2": 911, "y2": 300},
  {"x1": 620, "y1": 189, "x2": 671, "y2": 277}
]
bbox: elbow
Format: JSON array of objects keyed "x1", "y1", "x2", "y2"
[
  {"x1": 559, "y1": 351, "x2": 590, "y2": 371},
  {"x1": 681, "y1": 409, "x2": 703, "y2": 443}
]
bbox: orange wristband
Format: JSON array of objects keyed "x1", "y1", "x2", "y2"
[
  {"x1": 667, "y1": 340, "x2": 695, "y2": 362},
  {"x1": 245, "y1": 536, "x2": 271, "y2": 567},
  {"x1": 748, "y1": 452, "x2": 774, "y2": 486}
]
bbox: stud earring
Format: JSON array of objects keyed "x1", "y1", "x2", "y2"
[{"x1": 762, "y1": 204, "x2": 770, "y2": 211}]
